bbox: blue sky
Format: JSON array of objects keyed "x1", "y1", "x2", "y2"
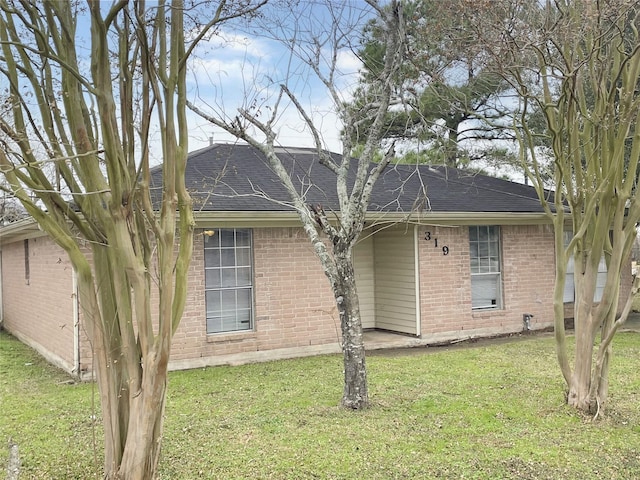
[
  {"x1": 178, "y1": 1, "x2": 373, "y2": 156},
  {"x1": 66, "y1": 1, "x2": 372, "y2": 165}
]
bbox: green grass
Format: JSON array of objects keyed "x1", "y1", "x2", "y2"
[{"x1": 2, "y1": 331, "x2": 640, "y2": 479}]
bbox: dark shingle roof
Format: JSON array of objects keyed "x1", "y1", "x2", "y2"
[{"x1": 149, "y1": 143, "x2": 546, "y2": 214}]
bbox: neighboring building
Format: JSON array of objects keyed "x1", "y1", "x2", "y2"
[{"x1": 0, "y1": 143, "x2": 631, "y2": 376}]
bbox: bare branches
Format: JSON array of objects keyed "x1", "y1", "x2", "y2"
[
  {"x1": 479, "y1": 0, "x2": 640, "y2": 413},
  {"x1": 187, "y1": 0, "x2": 407, "y2": 410},
  {"x1": 280, "y1": 84, "x2": 339, "y2": 173},
  {"x1": 0, "y1": 1, "x2": 268, "y2": 476}
]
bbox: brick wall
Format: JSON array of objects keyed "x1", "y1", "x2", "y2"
[
  {"x1": 502, "y1": 224, "x2": 557, "y2": 328},
  {"x1": 172, "y1": 223, "x2": 560, "y2": 367},
  {"x1": 1, "y1": 235, "x2": 77, "y2": 372},
  {"x1": 253, "y1": 227, "x2": 338, "y2": 348},
  {"x1": 417, "y1": 224, "x2": 556, "y2": 339},
  {"x1": 169, "y1": 227, "x2": 338, "y2": 364},
  {"x1": 5, "y1": 222, "x2": 634, "y2": 375},
  {"x1": 417, "y1": 225, "x2": 473, "y2": 334},
  {"x1": 16, "y1": 227, "x2": 338, "y2": 373}
]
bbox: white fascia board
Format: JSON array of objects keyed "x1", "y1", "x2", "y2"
[
  {"x1": 365, "y1": 211, "x2": 553, "y2": 227},
  {"x1": 1, "y1": 210, "x2": 556, "y2": 241},
  {"x1": 0, "y1": 218, "x2": 47, "y2": 244},
  {"x1": 194, "y1": 210, "x2": 554, "y2": 229},
  {"x1": 194, "y1": 211, "x2": 303, "y2": 228}
]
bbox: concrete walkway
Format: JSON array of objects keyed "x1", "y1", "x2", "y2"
[
  {"x1": 169, "y1": 313, "x2": 640, "y2": 371},
  {"x1": 363, "y1": 312, "x2": 640, "y2": 354}
]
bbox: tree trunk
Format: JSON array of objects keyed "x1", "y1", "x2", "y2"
[
  {"x1": 567, "y1": 324, "x2": 596, "y2": 412},
  {"x1": 594, "y1": 342, "x2": 611, "y2": 415},
  {"x1": 80, "y1": 217, "x2": 182, "y2": 479},
  {"x1": 116, "y1": 355, "x2": 168, "y2": 480},
  {"x1": 334, "y1": 248, "x2": 368, "y2": 409},
  {"x1": 565, "y1": 248, "x2": 599, "y2": 412},
  {"x1": 445, "y1": 122, "x2": 459, "y2": 168},
  {"x1": 81, "y1": 279, "x2": 171, "y2": 479},
  {"x1": 567, "y1": 277, "x2": 600, "y2": 413},
  {"x1": 596, "y1": 312, "x2": 615, "y2": 406},
  {"x1": 567, "y1": 287, "x2": 594, "y2": 409}
]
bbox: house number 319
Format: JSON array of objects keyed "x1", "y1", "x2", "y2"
[{"x1": 424, "y1": 231, "x2": 450, "y2": 255}]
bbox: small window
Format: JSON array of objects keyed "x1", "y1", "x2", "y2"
[
  {"x1": 562, "y1": 230, "x2": 607, "y2": 303},
  {"x1": 24, "y1": 239, "x2": 30, "y2": 285},
  {"x1": 469, "y1": 226, "x2": 502, "y2": 309},
  {"x1": 204, "y1": 228, "x2": 253, "y2": 334}
]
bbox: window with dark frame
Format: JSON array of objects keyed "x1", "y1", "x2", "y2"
[
  {"x1": 469, "y1": 226, "x2": 502, "y2": 309},
  {"x1": 204, "y1": 228, "x2": 253, "y2": 334},
  {"x1": 24, "y1": 239, "x2": 30, "y2": 285}
]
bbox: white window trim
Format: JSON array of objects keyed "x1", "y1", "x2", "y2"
[
  {"x1": 470, "y1": 226, "x2": 503, "y2": 310},
  {"x1": 204, "y1": 228, "x2": 254, "y2": 334}
]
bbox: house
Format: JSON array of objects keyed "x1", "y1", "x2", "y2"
[{"x1": 0, "y1": 143, "x2": 631, "y2": 377}]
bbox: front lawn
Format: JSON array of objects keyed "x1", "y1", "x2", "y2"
[{"x1": 1, "y1": 330, "x2": 640, "y2": 479}]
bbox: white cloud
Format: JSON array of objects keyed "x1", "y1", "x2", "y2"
[
  {"x1": 184, "y1": 83, "x2": 345, "y2": 154},
  {"x1": 187, "y1": 27, "x2": 280, "y2": 86},
  {"x1": 183, "y1": 27, "x2": 366, "y2": 155},
  {"x1": 336, "y1": 49, "x2": 362, "y2": 76},
  {"x1": 189, "y1": 57, "x2": 250, "y2": 85},
  {"x1": 199, "y1": 29, "x2": 273, "y2": 60}
]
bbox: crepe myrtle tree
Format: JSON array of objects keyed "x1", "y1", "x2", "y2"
[
  {"x1": 479, "y1": 0, "x2": 640, "y2": 414},
  {"x1": 0, "y1": 1, "x2": 263, "y2": 478},
  {"x1": 188, "y1": 0, "x2": 407, "y2": 409}
]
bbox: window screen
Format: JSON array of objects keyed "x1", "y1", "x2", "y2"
[
  {"x1": 469, "y1": 226, "x2": 502, "y2": 309},
  {"x1": 204, "y1": 229, "x2": 253, "y2": 333}
]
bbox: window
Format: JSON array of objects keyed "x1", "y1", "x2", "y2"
[
  {"x1": 469, "y1": 226, "x2": 502, "y2": 309},
  {"x1": 562, "y1": 230, "x2": 607, "y2": 303},
  {"x1": 24, "y1": 239, "x2": 30, "y2": 285},
  {"x1": 204, "y1": 228, "x2": 253, "y2": 334}
]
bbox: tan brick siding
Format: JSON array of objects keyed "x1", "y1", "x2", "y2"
[
  {"x1": 1, "y1": 235, "x2": 77, "y2": 372},
  {"x1": 417, "y1": 224, "x2": 556, "y2": 337},
  {"x1": 4, "y1": 222, "x2": 634, "y2": 375},
  {"x1": 169, "y1": 227, "x2": 338, "y2": 363}
]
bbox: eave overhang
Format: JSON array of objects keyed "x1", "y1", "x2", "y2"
[
  {"x1": 0, "y1": 210, "x2": 553, "y2": 245},
  {"x1": 0, "y1": 218, "x2": 46, "y2": 245},
  {"x1": 193, "y1": 210, "x2": 553, "y2": 228}
]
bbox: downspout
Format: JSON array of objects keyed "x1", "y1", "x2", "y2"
[
  {"x1": 72, "y1": 267, "x2": 80, "y2": 377},
  {"x1": 413, "y1": 225, "x2": 421, "y2": 337}
]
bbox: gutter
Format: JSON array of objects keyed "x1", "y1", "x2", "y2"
[
  {"x1": 0, "y1": 218, "x2": 45, "y2": 245},
  {"x1": 193, "y1": 210, "x2": 554, "y2": 228},
  {"x1": 1, "y1": 210, "x2": 554, "y2": 236},
  {"x1": 366, "y1": 211, "x2": 553, "y2": 227}
]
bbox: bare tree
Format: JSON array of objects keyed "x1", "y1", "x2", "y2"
[
  {"x1": 0, "y1": 1, "x2": 262, "y2": 478},
  {"x1": 0, "y1": 190, "x2": 25, "y2": 224},
  {"x1": 188, "y1": 0, "x2": 407, "y2": 409},
  {"x1": 478, "y1": 0, "x2": 640, "y2": 414}
]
